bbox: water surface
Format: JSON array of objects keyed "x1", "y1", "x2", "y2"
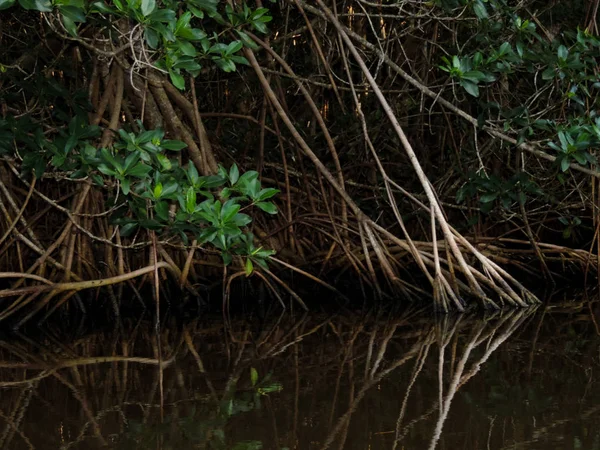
[{"x1": 0, "y1": 304, "x2": 599, "y2": 449}]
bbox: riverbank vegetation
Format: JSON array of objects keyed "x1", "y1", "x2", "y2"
[{"x1": 1, "y1": 0, "x2": 600, "y2": 322}]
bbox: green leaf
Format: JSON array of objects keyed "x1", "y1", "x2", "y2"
[
  {"x1": 127, "y1": 163, "x2": 152, "y2": 178},
  {"x1": 0, "y1": 0, "x2": 16, "y2": 10},
  {"x1": 462, "y1": 71, "x2": 486, "y2": 82},
  {"x1": 139, "y1": 219, "x2": 163, "y2": 230},
  {"x1": 120, "y1": 222, "x2": 138, "y2": 237},
  {"x1": 61, "y1": 14, "x2": 78, "y2": 37},
  {"x1": 178, "y1": 41, "x2": 197, "y2": 57},
  {"x1": 169, "y1": 70, "x2": 185, "y2": 90},
  {"x1": 236, "y1": 170, "x2": 258, "y2": 185},
  {"x1": 479, "y1": 193, "x2": 498, "y2": 203},
  {"x1": 101, "y1": 147, "x2": 121, "y2": 170},
  {"x1": 254, "y1": 257, "x2": 269, "y2": 271},
  {"x1": 18, "y1": 0, "x2": 51, "y2": 11},
  {"x1": 229, "y1": 164, "x2": 239, "y2": 184},
  {"x1": 140, "y1": 0, "x2": 155, "y2": 16},
  {"x1": 499, "y1": 42, "x2": 511, "y2": 56},
  {"x1": 124, "y1": 151, "x2": 140, "y2": 171},
  {"x1": 188, "y1": 164, "x2": 199, "y2": 185},
  {"x1": 516, "y1": 41, "x2": 524, "y2": 58},
  {"x1": 542, "y1": 67, "x2": 556, "y2": 80},
  {"x1": 33, "y1": 157, "x2": 46, "y2": 178},
  {"x1": 222, "y1": 224, "x2": 241, "y2": 237},
  {"x1": 257, "y1": 188, "x2": 279, "y2": 201},
  {"x1": 188, "y1": 4, "x2": 203, "y2": 17},
  {"x1": 97, "y1": 164, "x2": 117, "y2": 176},
  {"x1": 161, "y1": 139, "x2": 187, "y2": 150},
  {"x1": 460, "y1": 80, "x2": 479, "y2": 97},
  {"x1": 573, "y1": 152, "x2": 588, "y2": 165},
  {"x1": 92, "y1": 174, "x2": 104, "y2": 186},
  {"x1": 198, "y1": 227, "x2": 218, "y2": 243},
  {"x1": 256, "y1": 201, "x2": 277, "y2": 214},
  {"x1": 236, "y1": 30, "x2": 258, "y2": 49},
  {"x1": 226, "y1": 40, "x2": 243, "y2": 55},
  {"x1": 175, "y1": 11, "x2": 192, "y2": 33},
  {"x1": 162, "y1": 180, "x2": 179, "y2": 197},
  {"x1": 155, "y1": 153, "x2": 172, "y2": 170},
  {"x1": 189, "y1": 0, "x2": 218, "y2": 15},
  {"x1": 230, "y1": 55, "x2": 249, "y2": 65},
  {"x1": 153, "y1": 182, "x2": 163, "y2": 198},
  {"x1": 89, "y1": 1, "x2": 114, "y2": 13},
  {"x1": 154, "y1": 201, "x2": 169, "y2": 221},
  {"x1": 177, "y1": 27, "x2": 206, "y2": 41},
  {"x1": 121, "y1": 178, "x2": 131, "y2": 195},
  {"x1": 214, "y1": 57, "x2": 236, "y2": 72},
  {"x1": 186, "y1": 186, "x2": 196, "y2": 213},
  {"x1": 252, "y1": 20, "x2": 268, "y2": 34},
  {"x1": 250, "y1": 7, "x2": 269, "y2": 19},
  {"x1": 221, "y1": 200, "x2": 241, "y2": 222},
  {"x1": 59, "y1": 6, "x2": 86, "y2": 34},
  {"x1": 560, "y1": 157, "x2": 570, "y2": 172},
  {"x1": 173, "y1": 58, "x2": 202, "y2": 73},
  {"x1": 222, "y1": 252, "x2": 232, "y2": 265},
  {"x1": 557, "y1": 45, "x2": 569, "y2": 61},
  {"x1": 245, "y1": 258, "x2": 254, "y2": 276},
  {"x1": 202, "y1": 175, "x2": 226, "y2": 188},
  {"x1": 144, "y1": 29, "x2": 158, "y2": 49},
  {"x1": 233, "y1": 213, "x2": 252, "y2": 227},
  {"x1": 473, "y1": 0, "x2": 488, "y2": 19},
  {"x1": 250, "y1": 367, "x2": 258, "y2": 386},
  {"x1": 148, "y1": 8, "x2": 175, "y2": 22}
]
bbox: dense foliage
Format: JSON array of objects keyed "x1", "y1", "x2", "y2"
[{"x1": 0, "y1": 0, "x2": 599, "y2": 322}]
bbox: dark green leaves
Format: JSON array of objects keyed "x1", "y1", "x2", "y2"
[
  {"x1": 169, "y1": 70, "x2": 185, "y2": 90},
  {"x1": 18, "y1": 0, "x2": 51, "y2": 11},
  {"x1": 161, "y1": 139, "x2": 187, "y2": 150},
  {"x1": 472, "y1": 0, "x2": 488, "y2": 19},
  {"x1": 460, "y1": 80, "x2": 479, "y2": 97},
  {"x1": 0, "y1": 0, "x2": 16, "y2": 10},
  {"x1": 440, "y1": 55, "x2": 496, "y2": 98},
  {"x1": 59, "y1": 5, "x2": 87, "y2": 37}
]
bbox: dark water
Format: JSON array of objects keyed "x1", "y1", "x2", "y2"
[{"x1": 1, "y1": 304, "x2": 599, "y2": 449}]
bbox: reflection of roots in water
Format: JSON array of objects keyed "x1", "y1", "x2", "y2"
[{"x1": 0, "y1": 306, "x2": 599, "y2": 449}]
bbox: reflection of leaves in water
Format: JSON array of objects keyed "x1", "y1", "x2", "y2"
[
  {"x1": 114, "y1": 371, "x2": 282, "y2": 449},
  {"x1": 232, "y1": 441, "x2": 263, "y2": 450}
]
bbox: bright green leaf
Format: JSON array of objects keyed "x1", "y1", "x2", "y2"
[
  {"x1": 245, "y1": 258, "x2": 254, "y2": 276},
  {"x1": 186, "y1": 186, "x2": 196, "y2": 213}
]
